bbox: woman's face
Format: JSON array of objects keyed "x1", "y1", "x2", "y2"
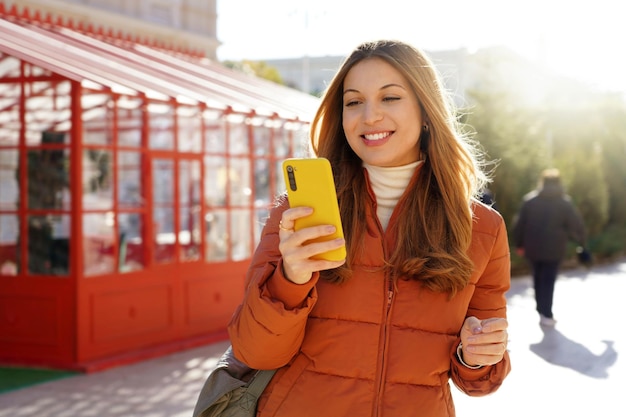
[{"x1": 342, "y1": 57, "x2": 423, "y2": 167}]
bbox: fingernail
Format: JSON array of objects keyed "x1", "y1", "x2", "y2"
[{"x1": 472, "y1": 327, "x2": 482, "y2": 334}]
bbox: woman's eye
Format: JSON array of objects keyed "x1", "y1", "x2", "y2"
[
  {"x1": 345, "y1": 100, "x2": 361, "y2": 107},
  {"x1": 383, "y1": 96, "x2": 400, "y2": 102}
]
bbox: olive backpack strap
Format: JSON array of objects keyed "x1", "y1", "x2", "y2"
[{"x1": 237, "y1": 369, "x2": 277, "y2": 412}]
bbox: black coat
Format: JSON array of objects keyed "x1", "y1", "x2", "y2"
[{"x1": 513, "y1": 183, "x2": 586, "y2": 262}]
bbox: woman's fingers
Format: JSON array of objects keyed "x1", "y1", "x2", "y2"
[{"x1": 278, "y1": 208, "x2": 346, "y2": 284}]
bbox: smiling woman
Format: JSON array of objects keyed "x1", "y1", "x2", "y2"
[
  {"x1": 226, "y1": 39, "x2": 512, "y2": 417},
  {"x1": 341, "y1": 58, "x2": 424, "y2": 167}
]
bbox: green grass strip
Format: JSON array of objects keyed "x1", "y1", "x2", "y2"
[{"x1": 0, "y1": 367, "x2": 77, "y2": 394}]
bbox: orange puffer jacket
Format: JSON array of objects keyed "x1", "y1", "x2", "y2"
[{"x1": 228, "y1": 194, "x2": 511, "y2": 417}]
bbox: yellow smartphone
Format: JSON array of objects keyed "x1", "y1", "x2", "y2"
[{"x1": 282, "y1": 157, "x2": 346, "y2": 261}]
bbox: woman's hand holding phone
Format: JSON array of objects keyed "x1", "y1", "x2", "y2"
[
  {"x1": 278, "y1": 207, "x2": 346, "y2": 284},
  {"x1": 280, "y1": 158, "x2": 347, "y2": 284}
]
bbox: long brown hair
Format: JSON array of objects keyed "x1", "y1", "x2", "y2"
[{"x1": 310, "y1": 40, "x2": 490, "y2": 295}]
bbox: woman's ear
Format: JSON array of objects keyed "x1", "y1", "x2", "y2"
[{"x1": 419, "y1": 123, "x2": 430, "y2": 153}]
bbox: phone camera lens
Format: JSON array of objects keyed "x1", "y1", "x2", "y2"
[{"x1": 286, "y1": 165, "x2": 297, "y2": 191}]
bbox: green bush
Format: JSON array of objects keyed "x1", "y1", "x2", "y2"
[
  {"x1": 509, "y1": 224, "x2": 626, "y2": 278},
  {"x1": 588, "y1": 224, "x2": 626, "y2": 260}
]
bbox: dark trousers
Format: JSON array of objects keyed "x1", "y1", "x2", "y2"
[{"x1": 530, "y1": 260, "x2": 560, "y2": 319}]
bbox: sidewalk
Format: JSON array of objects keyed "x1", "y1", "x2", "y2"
[
  {"x1": 1, "y1": 260, "x2": 624, "y2": 417},
  {"x1": 454, "y1": 260, "x2": 625, "y2": 416}
]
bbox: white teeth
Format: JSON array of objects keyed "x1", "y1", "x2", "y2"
[{"x1": 364, "y1": 132, "x2": 389, "y2": 141}]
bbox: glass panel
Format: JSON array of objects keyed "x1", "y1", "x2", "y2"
[
  {"x1": 27, "y1": 214, "x2": 69, "y2": 276},
  {"x1": 179, "y1": 159, "x2": 201, "y2": 261},
  {"x1": 228, "y1": 122, "x2": 249, "y2": 155},
  {"x1": 230, "y1": 209, "x2": 251, "y2": 261},
  {"x1": 118, "y1": 105, "x2": 143, "y2": 147},
  {"x1": 0, "y1": 66, "x2": 22, "y2": 147},
  {"x1": 83, "y1": 149, "x2": 113, "y2": 210},
  {"x1": 0, "y1": 149, "x2": 19, "y2": 211},
  {"x1": 118, "y1": 213, "x2": 145, "y2": 272},
  {"x1": 177, "y1": 107, "x2": 202, "y2": 152},
  {"x1": 83, "y1": 93, "x2": 113, "y2": 145},
  {"x1": 254, "y1": 159, "x2": 271, "y2": 207},
  {"x1": 23, "y1": 62, "x2": 52, "y2": 78},
  {"x1": 293, "y1": 125, "x2": 312, "y2": 157},
  {"x1": 229, "y1": 157, "x2": 251, "y2": 206},
  {"x1": 274, "y1": 126, "x2": 291, "y2": 157},
  {"x1": 50, "y1": 214, "x2": 70, "y2": 276},
  {"x1": 204, "y1": 117, "x2": 225, "y2": 153},
  {"x1": 0, "y1": 89, "x2": 20, "y2": 146},
  {"x1": 27, "y1": 215, "x2": 52, "y2": 274},
  {"x1": 27, "y1": 146, "x2": 70, "y2": 210},
  {"x1": 83, "y1": 213, "x2": 115, "y2": 276},
  {"x1": 180, "y1": 206, "x2": 201, "y2": 262},
  {"x1": 254, "y1": 208, "x2": 269, "y2": 247},
  {"x1": 204, "y1": 156, "x2": 226, "y2": 207},
  {"x1": 24, "y1": 81, "x2": 72, "y2": 147},
  {"x1": 0, "y1": 54, "x2": 21, "y2": 78},
  {"x1": 153, "y1": 159, "x2": 174, "y2": 204},
  {"x1": 253, "y1": 125, "x2": 271, "y2": 156},
  {"x1": 0, "y1": 214, "x2": 19, "y2": 276},
  {"x1": 205, "y1": 209, "x2": 227, "y2": 262},
  {"x1": 274, "y1": 160, "x2": 287, "y2": 197},
  {"x1": 152, "y1": 159, "x2": 174, "y2": 263},
  {"x1": 148, "y1": 103, "x2": 174, "y2": 149},
  {"x1": 154, "y1": 207, "x2": 175, "y2": 263},
  {"x1": 118, "y1": 151, "x2": 143, "y2": 207}
]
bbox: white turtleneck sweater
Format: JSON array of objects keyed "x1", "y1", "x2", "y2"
[{"x1": 363, "y1": 160, "x2": 423, "y2": 231}]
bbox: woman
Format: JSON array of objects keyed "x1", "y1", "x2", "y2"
[{"x1": 228, "y1": 39, "x2": 511, "y2": 416}]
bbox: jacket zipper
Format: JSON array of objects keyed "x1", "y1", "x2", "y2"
[
  {"x1": 373, "y1": 275, "x2": 394, "y2": 417},
  {"x1": 366, "y1": 179, "x2": 395, "y2": 417}
]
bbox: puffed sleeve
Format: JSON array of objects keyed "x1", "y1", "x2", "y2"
[
  {"x1": 228, "y1": 196, "x2": 319, "y2": 370},
  {"x1": 450, "y1": 208, "x2": 512, "y2": 395}
]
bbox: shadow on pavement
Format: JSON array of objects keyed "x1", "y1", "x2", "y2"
[{"x1": 529, "y1": 326, "x2": 617, "y2": 378}]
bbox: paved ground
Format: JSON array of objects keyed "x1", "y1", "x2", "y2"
[
  {"x1": 453, "y1": 260, "x2": 625, "y2": 416},
  {"x1": 1, "y1": 259, "x2": 625, "y2": 417}
]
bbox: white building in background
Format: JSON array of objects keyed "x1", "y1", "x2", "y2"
[
  {"x1": 5, "y1": 0, "x2": 219, "y2": 58},
  {"x1": 266, "y1": 49, "x2": 476, "y2": 107},
  {"x1": 264, "y1": 55, "x2": 346, "y2": 96}
]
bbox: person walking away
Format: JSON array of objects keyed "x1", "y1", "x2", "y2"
[
  {"x1": 513, "y1": 168, "x2": 586, "y2": 326},
  {"x1": 228, "y1": 39, "x2": 511, "y2": 417},
  {"x1": 479, "y1": 187, "x2": 498, "y2": 211}
]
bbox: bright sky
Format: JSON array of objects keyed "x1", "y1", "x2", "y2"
[{"x1": 217, "y1": 0, "x2": 626, "y2": 93}]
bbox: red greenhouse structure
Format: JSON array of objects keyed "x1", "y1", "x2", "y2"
[{"x1": 0, "y1": 5, "x2": 319, "y2": 371}]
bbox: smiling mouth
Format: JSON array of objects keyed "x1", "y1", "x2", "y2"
[{"x1": 363, "y1": 132, "x2": 392, "y2": 141}]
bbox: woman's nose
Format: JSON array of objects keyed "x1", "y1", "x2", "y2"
[{"x1": 363, "y1": 103, "x2": 383, "y2": 124}]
